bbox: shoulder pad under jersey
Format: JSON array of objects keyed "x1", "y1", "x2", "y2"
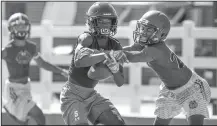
[
  {"x1": 26, "y1": 40, "x2": 37, "y2": 46},
  {"x1": 109, "y1": 36, "x2": 122, "y2": 50},
  {"x1": 109, "y1": 36, "x2": 120, "y2": 44},
  {"x1": 4, "y1": 41, "x2": 13, "y2": 49},
  {"x1": 78, "y1": 32, "x2": 93, "y2": 47},
  {"x1": 5, "y1": 44, "x2": 12, "y2": 49}
]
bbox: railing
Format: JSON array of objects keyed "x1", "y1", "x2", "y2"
[{"x1": 1, "y1": 20, "x2": 217, "y2": 114}]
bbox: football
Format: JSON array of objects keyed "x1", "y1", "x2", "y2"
[{"x1": 87, "y1": 62, "x2": 112, "y2": 80}]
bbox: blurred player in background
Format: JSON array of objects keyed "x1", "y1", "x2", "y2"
[
  {"x1": 1, "y1": 13, "x2": 68, "y2": 125},
  {"x1": 60, "y1": 2, "x2": 128, "y2": 125},
  {"x1": 115, "y1": 10, "x2": 211, "y2": 125}
]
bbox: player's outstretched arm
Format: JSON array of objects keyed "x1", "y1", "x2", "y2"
[
  {"x1": 34, "y1": 54, "x2": 68, "y2": 78},
  {"x1": 111, "y1": 43, "x2": 151, "y2": 63},
  {"x1": 123, "y1": 47, "x2": 154, "y2": 63},
  {"x1": 123, "y1": 43, "x2": 144, "y2": 51},
  {"x1": 74, "y1": 33, "x2": 108, "y2": 68}
]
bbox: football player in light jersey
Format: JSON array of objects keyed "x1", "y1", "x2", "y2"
[
  {"x1": 2, "y1": 13, "x2": 68, "y2": 125},
  {"x1": 60, "y1": 2, "x2": 128, "y2": 125},
  {"x1": 112, "y1": 10, "x2": 211, "y2": 125}
]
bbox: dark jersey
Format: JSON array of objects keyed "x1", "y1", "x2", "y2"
[
  {"x1": 147, "y1": 42, "x2": 192, "y2": 89},
  {"x1": 68, "y1": 32, "x2": 123, "y2": 88},
  {"x1": 2, "y1": 40, "x2": 37, "y2": 80},
  {"x1": 124, "y1": 42, "x2": 192, "y2": 89}
]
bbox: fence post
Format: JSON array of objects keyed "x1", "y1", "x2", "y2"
[
  {"x1": 2, "y1": 20, "x2": 9, "y2": 47},
  {"x1": 2, "y1": 20, "x2": 9, "y2": 98},
  {"x1": 129, "y1": 20, "x2": 141, "y2": 113},
  {"x1": 182, "y1": 20, "x2": 195, "y2": 69},
  {"x1": 39, "y1": 20, "x2": 54, "y2": 110}
]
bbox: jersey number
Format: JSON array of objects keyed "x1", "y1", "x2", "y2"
[
  {"x1": 74, "y1": 110, "x2": 80, "y2": 121},
  {"x1": 170, "y1": 53, "x2": 184, "y2": 69}
]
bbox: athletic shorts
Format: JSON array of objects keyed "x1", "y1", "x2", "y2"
[
  {"x1": 3, "y1": 79, "x2": 35, "y2": 121},
  {"x1": 154, "y1": 72, "x2": 211, "y2": 119},
  {"x1": 60, "y1": 81, "x2": 117, "y2": 125}
]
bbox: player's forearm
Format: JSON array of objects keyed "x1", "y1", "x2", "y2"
[
  {"x1": 123, "y1": 51, "x2": 143, "y2": 62},
  {"x1": 113, "y1": 71, "x2": 125, "y2": 87},
  {"x1": 123, "y1": 46, "x2": 133, "y2": 51},
  {"x1": 39, "y1": 61, "x2": 63, "y2": 74},
  {"x1": 74, "y1": 53, "x2": 107, "y2": 67}
]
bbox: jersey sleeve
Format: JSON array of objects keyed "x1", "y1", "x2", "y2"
[
  {"x1": 77, "y1": 33, "x2": 93, "y2": 47},
  {"x1": 1, "y1": 43, "x2": 12, "y2": 61},
  {"x1": 115, "y1": 42, "x2": 123, "y2": 50},
  {"x1": 29, "y1": 42, "x2": 40, "y2": 59},
  {"x1": 1, "y1": 47, "x2": 8, "y2": 60},
  {"x1": 74, "y1": 33, "x2": 97, "y2": 60},
  {"x1": 110, "y1": 37, "x2": 123, "y2": 50},
  {"x1": 32, "y1": 49, "x2": 40, "y2": 59},
  {"x1": 123, "y1": 43, "x2": 144, "y2": 51}
]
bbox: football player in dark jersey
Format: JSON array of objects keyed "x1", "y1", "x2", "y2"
[
  {"x1": 113, "y1": 10, "x2": 211, "y2": 125},
  {"x1": 2, "y1": 13, "x2": 68, "y2": 125},
  {"x1": 60, "y1": 2, "x2": 128, "y2": 125}
]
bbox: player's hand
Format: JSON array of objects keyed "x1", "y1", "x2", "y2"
[
  {"x1": 61, "y1": 69, "x2": 68, "y2": 78},
  {"x1": 103, "y1": 54, "x2": 119, "y2": 73},
  {"x1": 109, "y1": 50, "x2": 129, "y2": 65}
]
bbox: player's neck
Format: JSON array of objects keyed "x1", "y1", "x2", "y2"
[
  {"x1": 97, "y1": 35, "x2": 109, "y2": 40},
  {"x1": 96, "y1": 35, "x2": 109, "y2": 47},
  {"x1": 13, "y1": 39, "x2": 26, "y2": 47}
]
